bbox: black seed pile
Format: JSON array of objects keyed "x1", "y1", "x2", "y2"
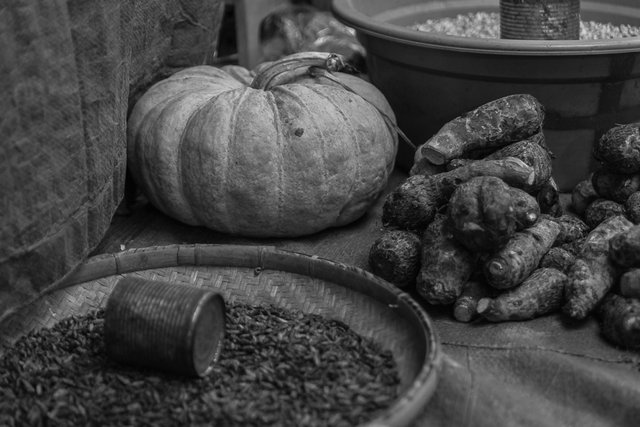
[{"x1": 0, "y1": 303, "x2": 400, "y2": 427}]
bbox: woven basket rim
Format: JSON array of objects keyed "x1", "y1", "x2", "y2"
[{"x1": 7, "y1": 243, "x2": 442, "y2": 427}]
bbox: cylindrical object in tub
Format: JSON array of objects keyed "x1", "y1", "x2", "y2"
[
  {"x1": 103, "y1": 277, "x2": 225, "y2": 377},
  {"x1": 500, "y1": 0, "x2": 580, "y2": 40}
]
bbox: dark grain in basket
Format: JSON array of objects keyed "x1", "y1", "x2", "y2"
[{"x1": 0, "y1": 303, "x2": 400, "y2": 427}]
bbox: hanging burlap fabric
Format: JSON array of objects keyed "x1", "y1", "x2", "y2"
[{"x1": 0, "y1": 0, "x2": 224, "y2": 321}]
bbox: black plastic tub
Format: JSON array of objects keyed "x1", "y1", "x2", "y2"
[{"x1": 332, "y1": 0, "x2": 640, "y2": 190}]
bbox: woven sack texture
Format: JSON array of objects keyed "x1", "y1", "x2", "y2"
[{"x1": 0, "y1": 0, "x2": 224, "y2": 322}]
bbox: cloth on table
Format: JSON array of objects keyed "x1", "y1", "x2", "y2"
[{"x1": 417, "y1": 304, "x2": 640, "y2": 427}]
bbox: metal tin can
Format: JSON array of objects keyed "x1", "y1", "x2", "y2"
[
  {"x1": 103, "y1": 276, "x2": 225, "y2": 377},
  {"x1": 500, "y1": 0, "x2": 581, "y2": 40}
]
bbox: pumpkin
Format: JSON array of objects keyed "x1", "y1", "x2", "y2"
[{"x1": 127, "y1": 52, "x2": 398, "y2": 237}]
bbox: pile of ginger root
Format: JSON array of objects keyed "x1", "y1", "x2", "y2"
[{"x1": 368, "y1": 94, "x2": 640, "y2": 350}]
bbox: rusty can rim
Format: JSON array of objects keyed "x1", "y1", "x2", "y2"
[{"x1": 187, "y1": 291, "x2": 226, "y2": 377}]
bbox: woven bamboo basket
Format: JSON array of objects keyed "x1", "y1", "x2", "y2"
[{"x1": 0, "y1": 244, "x2": 441, "y2": 427}]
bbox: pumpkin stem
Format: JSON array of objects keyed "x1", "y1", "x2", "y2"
[
  {"x1": 250, "y1": 52, "x2": 352, "y2": 90},
  {"x1": 250, "y1": 51, "x2": 415, "y2": 151},
  {"x1": 308, "y1": 66, "x2": 416, "y2": 151}
]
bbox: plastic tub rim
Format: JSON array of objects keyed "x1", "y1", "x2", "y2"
[{"x1": 331, "y1": 0, "x2": 640, "y2": 56}]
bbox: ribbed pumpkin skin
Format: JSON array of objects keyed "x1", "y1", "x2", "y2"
[{"x1": 127, "y1": 55, "x2": 398, "y2": 237}]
